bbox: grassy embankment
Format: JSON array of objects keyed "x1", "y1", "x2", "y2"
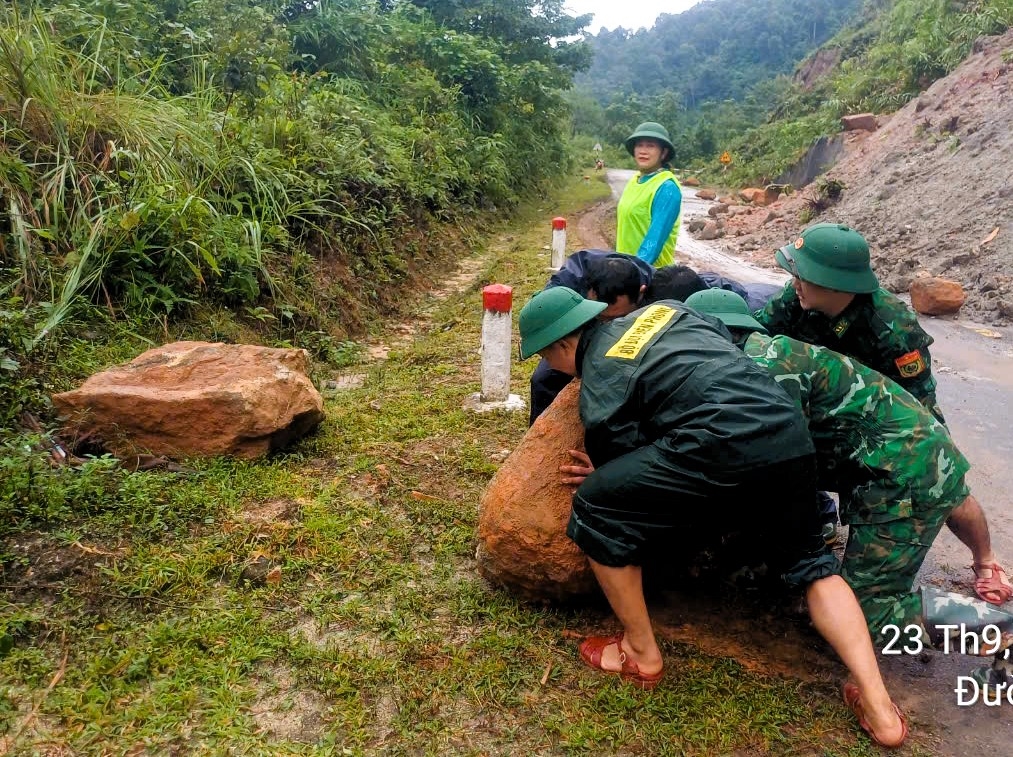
[{"x1": 1, "y1": 173, "x2": 902, "y2": 756}]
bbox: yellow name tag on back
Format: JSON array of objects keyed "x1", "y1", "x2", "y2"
[{"x1": 605, "y1": 305, "x2": 677, "y2": 359}]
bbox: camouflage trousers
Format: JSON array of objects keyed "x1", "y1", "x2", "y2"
[{"x1": 841, "y1": 480, "x2": 968, "y2": 645}]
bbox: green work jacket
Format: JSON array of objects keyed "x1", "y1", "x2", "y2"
[{"x1": 576, "y1": 301, "x2": 814, "y2": 478}]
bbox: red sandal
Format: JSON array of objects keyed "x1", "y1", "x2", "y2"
[
  {"x1": 578, "y1": 633, "x2": 664, "y2": 690},
  {"x1": 972, "y1": 562, "x2": 1013, "y2": 605},
  {"x1": 843, "y1": 681, "x2": 908, "y2": 749}
]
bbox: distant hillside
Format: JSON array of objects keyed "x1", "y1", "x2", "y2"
[
  {"x1": 577, "y1": 0, "x2": 864, "y2": 107},
  {"x1": 571, "y1": 0, "x2": 1013, "y2": 184},
  {"x1": 569, "y1": 0, "x2": 866, "y2": 159}
]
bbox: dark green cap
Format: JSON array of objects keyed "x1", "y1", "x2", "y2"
[
  {"x1": 774, "y1": 223, "x2": 879, "y2": 293},
  {"x1": 685, "y1": 289, "x2": 767, "y2": 333},
  {"x1": 518, "y1": 287, "x2": 606, "y2": 360},
  {"x1": 624, "y1": 122, "x2": 675, "y2": 158}
]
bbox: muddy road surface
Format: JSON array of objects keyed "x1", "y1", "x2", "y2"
[{"x1": 575, "y1": 169, "x2": 1013, "y2": 753}]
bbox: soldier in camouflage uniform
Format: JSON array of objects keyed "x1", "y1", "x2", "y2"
[
  {"x1": 755, "y1": 223, "x2": 1011, "y2": 606},
  {"x1": 688, "y1": 289, "x2": 1013, "y2": 683}
]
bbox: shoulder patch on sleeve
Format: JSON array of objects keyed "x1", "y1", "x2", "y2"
[
  {"x1": 605, "y1": 304, "x2": 678, "y2": 360},
  {"x1": 895, "y1": 349, "x2": 926, "y2": 378}
]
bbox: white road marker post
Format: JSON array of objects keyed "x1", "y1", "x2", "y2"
[
  {"x1": 463, "y1": 284, "x2": 526, "y2": 413},
  {"x1": 550, "y1": 216, "x2": 566, "y2": 271}
]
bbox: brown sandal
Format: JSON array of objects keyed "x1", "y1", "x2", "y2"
[
  {"x1": 579, "y1": 633, "x2": 664, "y2": 690},
  {"x1": 973, "y1": 562, "x2": 1013, "y2": 605},
  {"x1": 843, "y1": 681, "x2": 908, "y2": 749}
]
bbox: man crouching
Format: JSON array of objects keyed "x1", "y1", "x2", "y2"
[{"x1": 517, "y1": 287, "x2": 907, "y2": 748}]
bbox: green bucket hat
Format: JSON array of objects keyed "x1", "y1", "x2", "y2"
[
  {"x1": 518, "y1": 287, "x2": 607, "y2": 360},
  {"x1": 624, "y1": 121, "x2": 675, "y2": 158},
  {"x1": 774, "y1": 223, "x2": 879, "y2": 294},
  {"x1": 685, "y1": 289, "x2": 767, "y2": 333}
]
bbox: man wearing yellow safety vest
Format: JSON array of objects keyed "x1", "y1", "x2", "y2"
[{"x1": 615, "y1": 122, "x2": 683, "y2": 267}]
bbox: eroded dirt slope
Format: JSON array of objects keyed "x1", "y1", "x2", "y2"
[{"x1": 713, "y1": 29, "x2": 1013, "y2": 324}]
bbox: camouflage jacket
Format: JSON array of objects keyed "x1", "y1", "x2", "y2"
[
  {"x1": 742, "y1": 332, "x2": 968, "y2": 523},
  {"x1": 755, "y1": 284, "x2": 944, "y2": 423}
]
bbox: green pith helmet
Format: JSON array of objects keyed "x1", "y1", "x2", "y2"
[
  {"x1": 774, "y1": 223, "x2": 879, "y2": 294},
  {"x1": 518, "y1": 287, "x2": 607, "y2": 360},
  {"x1": 624, "y1": 122, "x2": 675, "y2": 159},
  {"x1": 684, "y1": 289, "x2": 767, "y2": 333}
]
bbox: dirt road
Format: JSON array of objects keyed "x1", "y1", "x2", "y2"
[{"x1": 578, "y1": 169, "x2": 1013, "y2": 752}]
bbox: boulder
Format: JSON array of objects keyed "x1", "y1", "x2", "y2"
[
  {"x1": 739, "y1": 187, "x2": 763, "y2": 203},
  {"x1": 909, "y1": 277, "x2": 966, "y2": 315},
  {"x1": 707, "y1": 203, "x2": 730, "y2": 217},
  {"x1": 695, "y1": 188, "x2": 717, "y2": 200},
  {"x1": 686, "y1": 219, "x2": 707, "y2": 233},
  {"x1": 476, "y1": 381, "x2": 596, "y2": 601},
  {"x1": 52, "y1": 341, "x2": 324, "y2": 459},
  {"x1": 681, "y1": 176, "x2": 701, "y2": 187},
  {"x1": 753, "y1": 186, "x2": 782, "y2": 206},
  {"x1": 841, "y1": 113, "x2": 878, "y2": 132}
]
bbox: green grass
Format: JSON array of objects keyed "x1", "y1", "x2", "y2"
[{"x1": 0, "y1": 174, "x2": 909, "y2": 756}]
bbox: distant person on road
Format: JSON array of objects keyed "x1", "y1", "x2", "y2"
[
  {"x1": 615, "y1": 122, "x2": 683, "y2": 267},
  {"x1": 756, "y1": 223, "x2": 1011, "y2": 605}
]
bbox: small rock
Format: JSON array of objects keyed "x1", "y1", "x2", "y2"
[
  {"x1": 686, "y1": 219, "x2": 707, "y2": 233},
  {"x1": 696, "y1": 188, "x2": 717, "y2": 201},
  {"x1": 697, "y1": 221, "x2": 721, "y2": 240},
  {"x1": 707, "y1": 204, "x2": 730, "y2": 217},
  {"x1": 239, "y1": 555, "x2": 277, "y2": 587},
  {"x1": 841, "y1": 113, "x2": 878, "y2": 131}
]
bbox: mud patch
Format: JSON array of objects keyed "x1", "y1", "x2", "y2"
[
  {"x1": 363, "y1": 256, "x2": 491, "y2": 363},
  {"x1": 250, "y1": 664, "x2": 327, "y2": 744},
  {"x1": 237, "y1": 498, "x2": 303, "y2": 525},
  {"x1": 1, "y1": 533, "x2": 123, "y2": 599}
]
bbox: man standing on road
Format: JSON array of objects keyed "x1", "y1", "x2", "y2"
[{"x1": 756, "y1": 223, "x2": 1011, "y2": 605}]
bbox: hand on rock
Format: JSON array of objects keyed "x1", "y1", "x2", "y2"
[{"x1": 559, "y1": 449, "x2": 593, "y2": 486}]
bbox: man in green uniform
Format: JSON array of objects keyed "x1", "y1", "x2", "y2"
[
  {"x1": 517, "y1": 286, "x2": 907, "y2": 747},
  {"x1": 686, "y1": 289, "x2": 1013, "y2": 668},
  {"x1": 756, "y1": 223, "x2": 1010, "y2": 605}
]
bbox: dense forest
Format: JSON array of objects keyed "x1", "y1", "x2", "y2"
[
  {"x1": 0, "y1": 0, "x2": 592, "y2": 429},
  {"x1": 570, "y1": 0, "x2": 1013, "y2": 178}
]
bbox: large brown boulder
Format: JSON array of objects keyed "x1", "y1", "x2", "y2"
[
  {"x1": 910, "y1": 277, "x2": 966, "y2": 316},
  {"x1": 52, "y1": 341, "x2": 324, "y2": 459},
  {"x1": 476, "y1": 381, "x2": 596, "y2": 601}
]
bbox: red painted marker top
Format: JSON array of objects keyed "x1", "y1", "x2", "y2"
[
  {"x1": 552, "y1": 217, "x2": 566, "y2": 230},
  {"x1": 483, "y1": 284, "x2": 513, "y2": 313}
]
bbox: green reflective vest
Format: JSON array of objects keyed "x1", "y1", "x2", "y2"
[{"x1": 615, "y1": 170, "x2": 681, "y2": 267}]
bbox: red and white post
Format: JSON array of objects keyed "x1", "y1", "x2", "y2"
[
  {"x1": 464, "y1": 284, "x2": 525, "y2": 413},
  {"x1": 550, "y1": 217, "x2": 566, "y2": 270}
]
